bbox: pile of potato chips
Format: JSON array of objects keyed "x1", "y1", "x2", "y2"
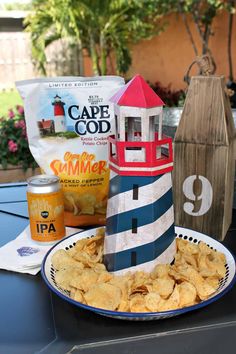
[{"x1": 51, "y1": 229, "x2": 226, "y2": 312}]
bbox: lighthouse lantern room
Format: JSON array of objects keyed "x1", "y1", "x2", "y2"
[{"x1": 104, "y1": 75, "x2": 176, "y2": 275}]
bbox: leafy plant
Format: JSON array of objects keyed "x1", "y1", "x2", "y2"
[
  {"x1": 151, "y1": 81, "x2": 186, "y2": 107},
  {"x1": 42, "y1": 131, "x2": 78, "y2": 139},
  {"x1": 161, "y1": 0, "x2": 231, "y2": 79},
  {"x1": 4, "y1": 2, "x2": 32, "y2": 11},
  {"x1": 25, "y1": 0, "x2": 166, "y2": 76},
  {"x1": 0, "y1": 106, "x2": 38, "y2": 170}
]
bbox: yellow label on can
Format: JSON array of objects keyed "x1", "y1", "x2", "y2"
[{"x1": 27, "y1": 191, "x2": 65, "y2": 242}]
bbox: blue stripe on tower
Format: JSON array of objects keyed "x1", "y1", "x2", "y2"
[
  {"x1": 108, "y1": 174, "x2": 163, "y2": 199},
  {"x1": 104, "y1": 223, "x2": 175, "y2": 272},
  {"x1": 106, "y1": 188, "x2": 173, "y2": 235}
]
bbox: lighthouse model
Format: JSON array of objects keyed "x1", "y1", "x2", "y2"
[
  {"x1": 52, "y1": 94, "x2": 67, "y2": 133},
  {"x1": 104, "y1": 75, "x2": 176, "y2": 275}
]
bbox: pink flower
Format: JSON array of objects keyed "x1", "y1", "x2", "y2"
[
  {"x1": 8, "y1": 140, "x2": 18, "y2": 152},
  {"x1": 21, "y1": 127, "x2": 27, "y2": 137},
  {"x1": 14, "y1": 120, "x2": 25, "y2": 129},
  {"x1": 16, "y1": 105, "x2": 24, "y2": 115},
  {"x1": 8, "y1": 109, "x2": 15, "y2": 119},
  {"x1": 14, "y1": 121, "x2": 20, "y2": 128}
]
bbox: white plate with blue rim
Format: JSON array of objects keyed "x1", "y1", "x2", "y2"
[{"x1": 41, "y1": 226, "x2": 236, "y2": 321}]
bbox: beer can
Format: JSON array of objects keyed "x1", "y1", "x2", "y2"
[{"x1": 27, "y1": 174, "x2": 65, "y2": 244}]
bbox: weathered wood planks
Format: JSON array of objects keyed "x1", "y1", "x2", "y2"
[{"x1": 173, "y1": 76, "x2": 236, "y2": 240}]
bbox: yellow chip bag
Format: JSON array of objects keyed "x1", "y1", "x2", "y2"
[{"x1": 16, "y1": 76, "x2": 124, "y2": 226}]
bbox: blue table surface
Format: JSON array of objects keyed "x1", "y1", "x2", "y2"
[
  {"x1": 0, "y1": 183, "x2": 27, "y2": 203},
  {"x1": 0, "y1": 183, "x2": 236, "y2": 354},
  {"x1": 0, "y1": 183, "x2": 28, "y2": 218}
]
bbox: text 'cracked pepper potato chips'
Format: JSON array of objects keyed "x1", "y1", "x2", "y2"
[{"x1": 16, "y1": 76, "x2": 125, "y2": 226}]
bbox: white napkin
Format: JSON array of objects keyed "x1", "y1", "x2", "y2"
[{"x1": 0, "y1": 225, "x2": 80, "y2": 275}]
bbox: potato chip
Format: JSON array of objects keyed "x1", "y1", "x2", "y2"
[
  {"x1": 109, "y1": 276, "x2": 130, "y2": 301},
  {"x1": 151, "y1": 277, "x2": 175, "y2": 299},
  {"x1": 211, "y1": 250, "x2": 226, "y2": 264},
  {"x1": 178, "y1": 281, "x2": 197, "y2": 307},
  {"x1": 97, "y1": 271, "x2": 113, "y2": 283},
  {"x1": 64, "y1": 192, "x2": 80, "y2": 215},
  {"x1": 76, "y1": 193, "x2": 96, "y2": 215},
  {"x1": 205, "y1": 276, "x2": 219, "y2": 290},
  {"x1": 173, "y1": 253, "x2": 189, "y2": 270},
  {"x1": 181, "y1": 253, "x2": 198, "y2": 269},
  {"x1": 64, "y1": 193, "x2": 76, "y2": 213},
  {"x1": 151, "y1": 264, "x2": 170, "y2": 279},
  {"x1": 67, "y1": 247, "x2": 78, "y2": 258},
  {"x1": 55, "y1": 267, "x2": 82, "y2": 291},
  {"x1": 129, "y1": 294, "x2": 149, "y2": 312},
  {"x1": 177, "y1": 239, "x2": 199, "y2": 255},
  {"x1": 74, "y1": 238, "x2": 89, "y2": 252},
  {"x1": 145, "y1": 292, "x2": 162, "y2": 312},
  {"x1": 93, "y1": 263, "x2": 107, "y2": 272},
  {"x1": 198, "y1": 250, "x2": 226, "y2": 279},
  {"x1": 198, "y1": 241, "x2": 211, "y2": 255},
  {"x1": 175, "y1": 265, "x2": 216, "y2": 300},
  {"x1": 205, "y1": 257, "x2": 226, "y2": 279},
  {"x1": 70, "y1": 269, "x2": 99, "y2": 292},
  {"x1": 168, "y1": 268, "x2": 186, "y2": 282},
  {"x1": 198, "y1": 254, "x2": 216, "y2": 277},
  {"x1": 157, "y1": 285, "x2": 180, "y2": 311},
  {"x1": 89, "y1": 233, "x2": 105, "y2": 246},
  {"x1": 52, "y1": 249, "x2": 82, "y2": 270},
  {"x1": 84, "y1": 240, "x2": 97, "y2": 256},
  {"x1": 84, "y1": 283, "x2": 121, "y2": 310},
  {"x1": 73, "y1": 248, "x2": 103, "y2": 268},
  {"x1": 73, "y1": 250, "x2": 92, "y2": 265},
  {"x1": 133, "y1": 271, "x2": 149, "y2": 285},
  {"x1": 131, "y1": 284, "x2": 149, "y2": 296},
  {"x1": 118, "y1": 299, "x2": 130, "y2": 312},
  {"x1": 71, "y1": 289, "x2": 85, "y2": 303}
]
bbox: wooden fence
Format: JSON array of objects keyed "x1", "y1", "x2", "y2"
[{"x1": 0, "y1": 32, "x2": 81, "y2": 91}]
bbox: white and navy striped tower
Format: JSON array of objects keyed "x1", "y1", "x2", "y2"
[{"x1": 104, "y1": 75, "x2": 176, "y2": 275}]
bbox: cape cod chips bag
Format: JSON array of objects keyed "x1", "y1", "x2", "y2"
[{"x1": 16, "y1": 76, "x2": 124, "y2": 226}]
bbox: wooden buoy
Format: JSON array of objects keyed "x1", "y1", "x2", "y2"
[{"x1": 173, "y1": 75, "x2": 235, "y2": 240}]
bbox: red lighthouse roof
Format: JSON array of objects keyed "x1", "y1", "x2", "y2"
[{"x1": 110, "y1": 74, "x2": 165, "y2": 108}]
